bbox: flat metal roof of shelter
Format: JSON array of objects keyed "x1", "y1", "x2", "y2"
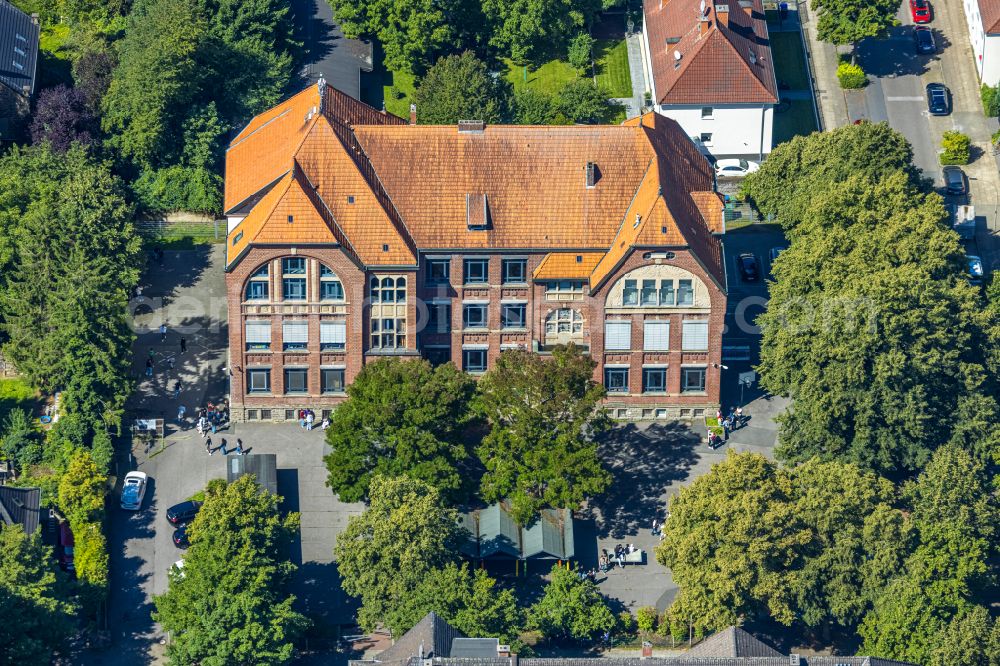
[
  {"x1": 463, "y1": 504, "x2": 574, "y2": 560},
  {"x1": 226, "y1": 453, "x2": 278, "y2": 496}
]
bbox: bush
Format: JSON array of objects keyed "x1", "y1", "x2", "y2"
[
  {"x1": 133, "y1": 164, "x2": 223, "y2": 215},
  {"x1": 568, "y1": 32, "x2": 595, "y2": 70},
  {"x1": 617, "y1": 610, "x2": 637, "y2": 636},
  {"x1": 837, "y1": 62, "x2": 867, "y2": 89},
  {"x1": 940, "y1": 131, "x2": 971, "y2": 165},
  {"x1": 637, "y1": 606, "x2": 658, "y2": 633},
  {"x1": 981, "y1": 83, "x2": 1000, "y2": 117}
]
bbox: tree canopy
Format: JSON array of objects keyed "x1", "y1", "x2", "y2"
[
  {"x1": 475, "y1": 346, "x2": 611, "y2": 524},
  {"x1": 0, "y1": 526, "x2": 75, "y2": 665},
  {"x1": 334, "y1": 475, "x2": 464, "y2": 634},
  {"x1": 483, "y1": 0, "x2": 599, "y2": 64},
  {"x1": 528, "y1": 564, "x2": 616, "y2": 642},
  {"x1": 323, "y1": 358, "x2": 476, "y2": 503},
  {"x1": 153, "y1": 477, "x2": 308, "y2": 665},
  {"x1": 811, "y1": 0, "x2": 899, "y2": 49},
  {"x1": 413, "y1": 52, "x2": 511, "y2": 124}
]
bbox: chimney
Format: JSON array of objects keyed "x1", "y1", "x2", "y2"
[
  {"x1": 698, "y1": 0, "x2": 712, "y2": 36},
  {"x1": 30, "y1": 12, "x2": 39, "y2": 24},
  {"x1": 716, "y1": 2, "x2": 729, "y2": 28},
  {"x1": 497, "y1": 645, "x2": 511, "y2": 658},
  {"x1": 739, "y1": 0, "x2": 753, "y2": 16},
  {"x1": 410, "y1": 103, "x2": 417, "y2": 125},
  {"x1": 699, "y1": 15, "x2": 712, "y2": 36}
]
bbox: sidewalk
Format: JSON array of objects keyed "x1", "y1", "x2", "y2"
[{"x1": 797, "y1": 0, "x2": 849, "y2": 129}]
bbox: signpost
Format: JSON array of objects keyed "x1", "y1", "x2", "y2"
[{"x1": 738, "y1": 371, "x2": 756, "y2": 407}]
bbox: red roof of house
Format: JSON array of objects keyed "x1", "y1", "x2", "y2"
[{"x1": 644, "y1": 0, "x2": 778, "y2": 105}]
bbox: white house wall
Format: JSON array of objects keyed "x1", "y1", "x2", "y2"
[
  {"x1": 962, "y1": 0, "x2": 1000, "y2": 83},
  {"x1": 656, "y1": 104, "x2": 773, "y2": 159}
]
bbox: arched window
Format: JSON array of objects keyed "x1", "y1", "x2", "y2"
[
  {"x1": 320, "y1": 264, "x2": 344, "y2": 301},
  {"x1": 282, "y1": 257, "x2": 307, "y2": 300},
  {"x1": 370, "y1": 276, "x2": 406, "y2": 304},
  {"x1": 369, "y1": 275, "x2": 409, "y2": 350},
  {"x1": 245, "y1": 264, "x2": 269, "y2": 301}
]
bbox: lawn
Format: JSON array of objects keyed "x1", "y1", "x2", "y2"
[
  {"x1": 504, "y1": 38, "x2": 633, "y2": 98},
  {"x1": 504, "y1": 58, "x2": 580, "y2": 94},
  {"x1": 769, "y1": 32, "x2": 810, "y2": 91},
  {"x1": 594, "y1": 39, "x2": 633, "y2": 98},
  {"x1": 773, "y1": 98, "x2": 818, "y2": 145},
  {"x1": 379, "y1": 69, "x2": 417, "y2": 120},
  {"x1": 0, "y1": 378, "x2": 38, "y2": 427}
]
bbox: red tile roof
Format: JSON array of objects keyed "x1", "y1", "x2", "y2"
[
  {"x1": 979, "y1": 0, "x2": 1000, "y2": 33},
  {"x1": 644, "y1": 0, "x2": 778, "y2": 105},
  {"x1": 224, "y1": 84, "x2": 726, "y2": 288}
]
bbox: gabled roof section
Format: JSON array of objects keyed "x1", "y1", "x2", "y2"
[
  {"x1": 979, "y1": 0, "x2": 1000, "y2": 33},
  {"x1": 534, "y1": 252, "x2": 605, "y2": 279},
  {"x1": 0, "y1": 485, "x2": 41, "y2": 535},
  {"x1": 644, "y1": 0, "x2": 777, "y2": 105},
  {"x1": 685, "y1": 627, "x2": 783, "y2": 658},
  {"x1": 0, "y1": 1, "x2": 39, "y2": 98},
  {"x1": 521, "y1": 508, "x2": 574, "y2": 559},
  {"x1": 375, "y1": 613, "x2": 464, "y2": 666}
]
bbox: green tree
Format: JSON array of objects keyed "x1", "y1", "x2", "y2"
[
  {"x1": 484, "y1": 0, "x2": 600, "y2": 64},
  {"x1": 413, "y1": 52, "x2": 511, "y2": 124},
  {"x1": 475, "y1": 346, "x2": 611, "y2": 524},
  {"x1": 757, "y1": 173, "x2": 990, "y2": 476},
  {"x1": 811, "y1": 0, "x2": 898, "y2": 56},
  {"x1": 323, "y1": 358, "x2": 475, "y2": 503},
  {"x1": 58, "y1": 449, "x2": 107, "y2": 526},
  {"x1": 529, "y1": 564, "x2": 615, "y2": 642},
  {"x1": 929, "y1": 605, "x2": 1000, "y2": 666},
  {"x1": 940, "y1": 131, "x2": 971, "y2": 165},
  {"x1": 385, "y1": 563, "x2": 524, "y2": 642},
  {"x1": 1, "y1": 408, "x2": 39, "y2": 472},
  {"x1": 153, "y1": 477, "x2": 308, "y2": 665},
  {"x1": 0, "y1": 526, "x2": 75, "y2": 665},
  {"x1": 555, "y1": 79, "x2": 617, "y2": 123},
  {"x1": 567, "y1": 32, "x2": 593, "y2": 69},
  {"x1": 334, "y1": 475, "x2": 464, "y2": 633},
  {"x1": 740, "y1": 122, "x2": 920, "y2": 223},
  {"x1": 513, "y1": 88, "x2": 556, "y2": 124}
]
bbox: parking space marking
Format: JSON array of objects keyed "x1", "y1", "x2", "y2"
[{"x1": 885, "y1": 96, "x2": 925, "y2": 101}]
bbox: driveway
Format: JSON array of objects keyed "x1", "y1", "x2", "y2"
[{"x1": 291, "y1": 0, "x2": 373, "y2": 98}]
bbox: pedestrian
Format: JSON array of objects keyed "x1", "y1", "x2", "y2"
[
  {"x1": 145, "y1": 358, "x2": 153, "y2": 377},
  {"x1": 159, "y1": 323, "x2": 167, "y2": 342},
  {"x1": 148, "y1": 348, "x2": 155, "y2": 360},
  {"x1": 219, "y1": 438, "x2": 228, "y2": 455},
  {"x1": 236, "y1": 439, "x2": 244, "y2": 455},
  {"x1": 716, "y1": 407, "x2": 723, "y2": 422},
  {"x1": 735, "y1": 405, "x2": 744, "y2": 427},
  {"x1": 173, "y1": 380, "x2": 181, "y2": 399},
  {"x1": 136, "y1": 285, "x2": 143, "y2": 297},
  {"x1": 652, "y1": 517, "x2": 658, "y2": 536},
  {"x1": 321, "y1": 417, "x2": 330, "y2": 430},
  {"x1": 211, "y1": 419, "x2": 217, "y2": 435},
  {"x1": 168, "y1": 356, "x2": 175, "y2": 370},
  {"x1": 722, "y1": 419, "x2": 730, "y2": 440},
  {"x1": 177, "y1": 404, "x2": 186, "y2": 421},
  {"x1": 180, "y1": 337, "x2": 187, "y2": 353},
  {"x1": 306, "y1": 411, "x2": 314, "y2": 431},
  {"x1": 199, "y1": 416, "x2": 208, "y2": 438},
  {"x1": 298, "y1": 409, "x2": 306, "y2": 428},
  {"x1": 206, "y1": 436, "x2": 213, "y2": 455}
]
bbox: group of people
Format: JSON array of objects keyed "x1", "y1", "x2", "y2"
[
  {"x1": 205, "y1": 436, "x2": 247, "y2": 456},
  {"x1": 707, "y1": 405, "x2": 747, "y2": 449},
  {"x1": 195, "y1": 402, "x2": 229, "y2": 436},
  {"x1": 296, "y1": 409, "x2": 330, "y2": 431},
  {"x1": 599, "y1": 543, "x2": 638, "y2": 572}
]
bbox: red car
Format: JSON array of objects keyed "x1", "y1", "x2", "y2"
[{"x1": 910, "y1": 0, "x2": 931, "y2": 23}]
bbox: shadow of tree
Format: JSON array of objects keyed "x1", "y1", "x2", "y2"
[{"x1": 583, "y1": 423, "x2": 699, "y2": 539}]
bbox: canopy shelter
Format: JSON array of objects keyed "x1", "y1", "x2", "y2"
[{"x1": 461, "y1": 502, "x2": 575, "y2": 563}]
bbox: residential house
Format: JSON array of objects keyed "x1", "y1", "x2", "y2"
[
  {"x1": 962, "y1": 0, "x2": 1000, "y2": 84},
  {"x1": 0, "y1": 485, "x2": 42, "y2": 535},
  {"x1": 224, "y1": 81, "x2": 728, "y2": 423},
  {"x1": 0, "y1": 0, "x2": 40, "y2": 142},
  {"x1": 641, "y1": 0, "x2": 778, "y2": 159}
]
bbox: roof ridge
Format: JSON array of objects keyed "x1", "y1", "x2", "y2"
[
  {"x1": 230, "y1": 85, "x2": 320, "y2": 146},
  {"x1": 714, "y1": 21, "x2": 778, "y2": 103}
]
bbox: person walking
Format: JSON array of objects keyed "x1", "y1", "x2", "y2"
[
  {"x1": 206, "y1": 436, "x2": 213, "y2": 455},
  {"x1": 173, "y1": 380, "x2": 181, "y2": 399},
  {"x1": 177, "y1": 404, "x2": 186, "y2": 422},
  {"x1": 198, "y1": 416, "x2": 208, "y2": 438},
  {"x1": 305, "y1": 411, "x2": 314, "y2": 431},
  {"x1": 219, "y1": 439, "x2": 228, "y2": 455},
  {"x1": 159, "y1": 323, "x2": 167, "y2": 342},
  {"x1": 145, "y1": 358, "x2": 153, "y2": 377},
  {"x1": 735, "y1": 405, "x2": 744, "y2": 427},
  {"x1": 235, "y1": 439, "x2": 244, "y2": 455},
  {"x1": 651, "y1": 517, "x2": 658, "y2": 536},
  {"x1": 180, "y1": 337, "x2": 187, "y2": 354}
]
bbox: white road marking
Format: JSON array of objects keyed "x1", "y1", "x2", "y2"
[{"x1": 885, "y1": 96, "x2": 925, "y2": 101}]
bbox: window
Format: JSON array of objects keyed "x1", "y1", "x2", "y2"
[
  {"x1": 320, "y1": 265, "x2": 344, "y2": 301},
  {"x1": 282, "y1": 258, "x2": 307, "y2": 301},
  {"x1": 605, "y1": 367, "x2": 629, "y2": 393},
  {"x1": 370, "y1": 276, "x2": 407, "y2": 304},
  {"x1": 245, "y1": 265, "x2": 269, "y2": 301},
  {"x1": 701, "y1": 107, "x2": 713, "y2": 119},
  {"x1": 320, "y1": 321, "x2": 346, "y2": 350},
  {"x1": 623, "y1": 280, "x2": 638, "y2": 306},
  {"x1": 545, "y1": 281, "x2": 585, "y2": 294},
  {"x1": 464, "y1": 258, "x2": 488, "y2": 284},
  {"x1": 246, "y1": 321, "x2": 271, "y2": 350},
  {"x1": 700, "y1": 133, "x2": 713, "y2": 144},
  {"x1": 284, "y1": 368, "x2": 308, "y2": 394},
  {"x1": 604, "y1": 320, "x2": 631, "y2": 351},
  {"x1": 640, "y1": 279, "x2": 658, "y2": 305},
  {"x1": 463, "y1": 304, "x2": 487, "y2": 329},
  {"x1": 260, "y1": 409, "x2": 272, "y2": 420},
  {"x1": 321, "y1": 368, "x2": 345, "y2": 394},
  {"x1": 643, "y1": 367, "x2": 667, "y2": 393},
  {"x1": 371, "y1": 318, "x2": 406, "y2": 349},
  {"x1": 545, "y1": 309, "x2": 584, "y2": 335},
  {"x1": 426, "y1": 303, "x2": 451, "y2": 333},
  {"x1": 426, "y1": 259, "x2": 450, "y2": 285},
  {"x1": 501, "y1": 303, "x2": 526, "y2": 329},
  {"x1": 677, "y1": 279, "x2": 694, "y2": 306},
  {"x1": 682, "y1": 367, "x2": 706, "y2": 393},
  {"x1": 659, "y1": 281, "x2": 675, "y2": 306},
  {"x1": 247, "y1": 369, "x2": 271, "y2": 393},
  {"x1": 463, "y1": 349, "x2": 487, "y2": 373},
  {"x1": 643, "y1": 321, "x2": 670, "y2": 351},
  {"x1": 682, "y1": 320, "x2": 708, "y2": 351},
  {"x1": 502, "y1": 259, "x2": 527, "y2": 284},
  {"x1": 282, "y1": 321, "x2": 308, "y2": 351}
]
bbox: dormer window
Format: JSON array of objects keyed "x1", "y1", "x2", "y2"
[
  {"x1": 466, "y1": 193, "x2": 488, "y2": 230},
  {"x1": 585, "y1": 162, "x2": 599, "y2": 188}
]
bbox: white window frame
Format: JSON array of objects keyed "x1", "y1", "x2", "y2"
[
  {"x1": 320, "y1": 321, "x2": 346, "y2": 350},
  {"x1": 643, "y1": 321, "x2": 670, "y2": 351},
  {"x1": 604, "y1": 320, "x2": 631, "y2": 351},
  {"x1": 282, "y1": 321, "x2": 308, "y2": 351},
  {"x1": 681, "y1": 320, "x2": 709, "y2": 351}
]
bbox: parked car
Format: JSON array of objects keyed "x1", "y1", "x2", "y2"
[
  {"x1": 952, "y1": 204, "x2": 976, "y2": 239},
  {"x1": 926, "y1": 83, "x2": 950, "y2": 115},
  {"x1": 172, "y1": 558, "x2": 186, "y2": 579},
  {"x1": 165, "y1": 500, "x2": 202, "y2": 526},
  {"x1": 172, "y1": 525, "x2": 190, "y2": 549},
  {"x1": 120, "y1": 471, "x2": 148, "y2": 511},
  {"x1": 943, "y1": 166, "x2": 967, "y2": 195},
  {"x1": 714, "y1": 158, "x2": 760, "y2": 178},
  {"x1": 914, "y1": 26, "x2": 936, "y2": 54},
  {"x1": 58, "y1": 521, "x2": 75, "y2": 572},
  {"x1": 738, "y1": 253, "x2": 759, "y2": 281},
  {"x1": 967, "y1": 255, "x2": 984, "y2": 285},
  {"x1": 910, "y1": 0, "x2": 931, "y2": 23}
]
